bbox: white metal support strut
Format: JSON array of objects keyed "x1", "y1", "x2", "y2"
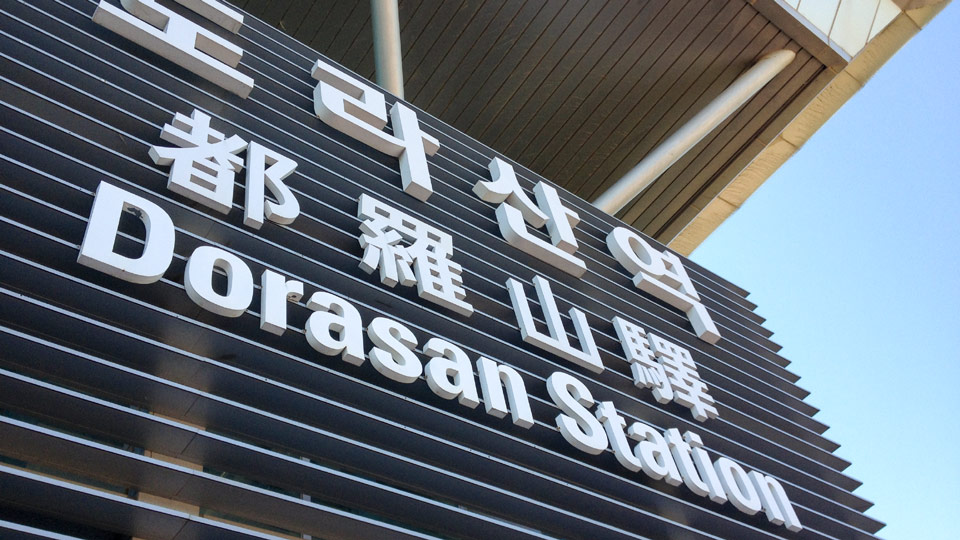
[
  {"x1": 370, "y1": 0, "x2": 404, "y2": 98},
  {"x1": 594, "y1": 49, "x2": 797, "y2": 215}
]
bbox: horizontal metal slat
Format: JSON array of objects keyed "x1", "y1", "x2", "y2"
[
  {"x1": 0, "y1": 288, "x2": 882, "y2": 537},
  {"x1": 0, "y1": 417, "x2": 542, "y2": 540},
  {"x1": 0, "y1": 110, "x2": 848, "y2": 480},
  {"x1": 0, "y1": 465, "x2": 298, "y2": 540},
  {"x1": 0, "y1": 112, "x2": 840, "y2": 466},
  {"x1": 0, "y1": 357, "x2": 734, "y2": 540},
  {"x1": 0, "y1": 178, "x2": 864, "y2": 516},
  {"x1": 0, "y1": 209, "x2": 863, "y2": 506},
  {"x1": 0, "y1": 1, "x2": 881, "y2": 538},
  {"x1": 0, "y1": 519, "x2": 87, "y2": 540},
  {"x1": 13, "y1": 0, "x2": 804, "y2": 376}
]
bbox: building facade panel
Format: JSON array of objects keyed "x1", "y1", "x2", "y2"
[{"x1": 0, "y1": 1, "x2": 882, "y2": 538}]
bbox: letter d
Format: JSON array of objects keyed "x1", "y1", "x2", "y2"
[{"x1": 78, "y1": 182, "x2": 175, "y2": 284}]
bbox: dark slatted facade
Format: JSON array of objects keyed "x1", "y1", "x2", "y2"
[{"x1": 0, "y1": 1, "x2": 880, "y2": 539}]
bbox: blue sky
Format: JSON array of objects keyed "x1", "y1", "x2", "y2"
[{"x1": 692, "y1": 4, "x2": 959, "y2": 539}]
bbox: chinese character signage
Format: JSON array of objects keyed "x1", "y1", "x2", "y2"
[
  {"x1": 2, "y1": 2, "x2": 820, "y2": 536},
  {"x1": 73, "y1": 83, "x2": 799, "y2": 534}
]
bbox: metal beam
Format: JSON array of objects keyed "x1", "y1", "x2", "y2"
[
  {"x1": 370, "y1": 0, "x2": 404, "y2": 98},
  {"x1": 593, "y1": 49, "x2": 797, "y2": 216}
]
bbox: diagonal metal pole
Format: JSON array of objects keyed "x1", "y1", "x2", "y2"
[{"x1": 594, "y1": 49, "x2": 796, "y2": 215}]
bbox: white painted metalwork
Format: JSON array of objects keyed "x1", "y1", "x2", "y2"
[
  {"x1": 370, "y1": 0, "x2": 404, "y2": 98},
  {"x1": 594, "y1": 49, "x2": 797, "y2": 216}
]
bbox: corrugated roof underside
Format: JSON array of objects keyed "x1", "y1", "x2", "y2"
[{"x1": 233, "y1": 0, "x2": 831, "y2": 244}]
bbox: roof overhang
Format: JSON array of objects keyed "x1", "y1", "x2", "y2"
[{"x1": 228, "y1": 0, "x2": 944, "y2": 252}]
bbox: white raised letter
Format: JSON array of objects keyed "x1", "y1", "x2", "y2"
[
  {"x1": 664, "y1": 428, "x2": 711, "y2": 498},
  {"x1": 367, "y1": 317, "x2": 421, "y2": 383},
  {"x1": 628, "y1": 421, "x2": 682, "y2": 486},
  {"x1": 92, "y1": 0, "x2": 253, "y2": 97},
  {"x1": 78, "y1": 182, "x2": 175, "y2": 284},
  {"x1": 244, "y1": 142, "x2": 299, "y2": 229},
  {"x1": 546, "y1": 372, "x2": 606, "y2": 455},
  {"x1": 305, "y1": 292, "x2": 364, "y2": 365},
  {"x1": 476, "y1": 357, "x2": 534, "y2": 428},
  {"x1": 424, "y1": 338, "x2": 480, "y2": 408},
  {"x1": 749, "y1": 471, "x2": 802, "y2": 532},
  {"x1": 311, "y1": 61, "x2": 438, "y2": 201},
  {"x1": 506, "y1": 276, "x2": 602, "y2": 373},
  {"x1": 595, "y1": 401, "x2": 642, "y2": 472},
  {"x1": 715, "y1": 457, "x2": 762, "y2": 515},
  {"x1": 475, "y1": 158, "x2": 587, "y2": 276},
  {"x1": 687, "y1": 432, "x2": 727, "y2": 503},
  {"x1": 259, "y1": 270, "x2": 303, "y2": 335},
  {"x1": 607, "y1": 227, "x2": 720, "y2": 343},
  {"x1": 184, "y1": 246, "x2": 253, "y2": 317}
]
